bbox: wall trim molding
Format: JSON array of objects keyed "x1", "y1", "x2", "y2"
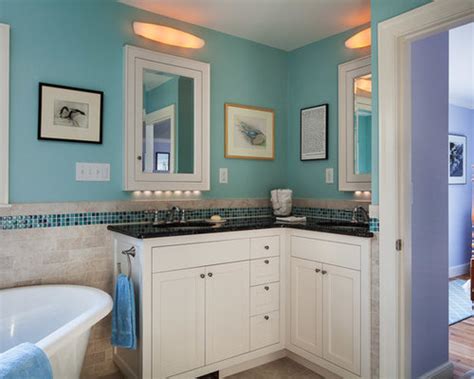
[
  {"x1": 449, "y1": 262, "x2": 470, "y2": 278},
  {"x1": 419, "y1": 361, "x2": 453, "y2": 379}
]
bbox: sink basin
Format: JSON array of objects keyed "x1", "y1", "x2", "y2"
[
  {"x1": 152, "y1": 220, "x2": 212, "y2": 228},
  {"x1": 316, "y1": 221, "x2": 369, "y2": 229}
]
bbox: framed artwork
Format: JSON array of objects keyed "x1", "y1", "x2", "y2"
[
  {"x1": 224, "y1": 103, "x2": 274, "y2": 160},
  {"x1": 38, "y1": 83, "x2": 103, "y2": 144},
  {"x1": 449, "y1": 134, "x2": 467, "y2": 184},
  {"x1": 156, "y1": 152, "x2": 170, "y2": 172},
  {"x1": 300, "y1": 104, "x2": 328, "y2": 161}
]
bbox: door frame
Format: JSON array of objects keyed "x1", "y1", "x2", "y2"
[{"x1": 378, "y1": 1, "x2": 473, "y2": 378}]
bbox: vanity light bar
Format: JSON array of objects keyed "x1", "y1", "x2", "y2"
[
  {"x1": 132, "y1": 190, "x2": 201, "y2": 196},
  {"x1": 133, "y1": 22, "x2": 205, "y2": 49}
]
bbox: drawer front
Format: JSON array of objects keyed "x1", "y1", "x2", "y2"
[
  {"x1": 250, "y1": 257, "x2": 280, "y2": 286},
  {"x1": 250, "y1": 236, "x2": 280, "y2": 259},
  {"x1": 291, "y1": 236, "x2": 361, "y2": 270},
  {"x1": 152, "y1": 239, "x2": 250, "y2": 272},
  {"x1": 250, "y1": 310, "x2": 280, "y2": 351},
  {"x1": 250, "y1": 282, "x2": 280, "y2": 316}
]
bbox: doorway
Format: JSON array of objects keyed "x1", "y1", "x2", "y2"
[{"x1": 378, "y1": 1, "x2": 474, "y2": 378}]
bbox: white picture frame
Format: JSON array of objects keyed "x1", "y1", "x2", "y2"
[
  {"x1": 0, "y1": 24, "x2": 10, "y2": 206},
  {"x1": 449, "y1": 134, "x2": 467, "y2": 184}
]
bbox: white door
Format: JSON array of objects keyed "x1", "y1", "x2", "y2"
[
  {"x1": 290, "y1": 257, "x2": 323, "y2": 357},
  {"x1": 205, "y1": 261, "x2": 250, "y2": 364},
  {"x1": 152, "y1": 268, "x2": 205, "y2": 378},
  {"x1": 322, "y1": 263, "x2": 361, "y2": 375}
]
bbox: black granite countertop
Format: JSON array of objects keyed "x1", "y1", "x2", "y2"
[{"x1": 107, "y1": 217, "x2": 374, "y2": 239}]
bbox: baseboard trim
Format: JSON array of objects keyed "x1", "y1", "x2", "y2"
[
  {"x1": 419, "y1": 361, "x2": 454, "y2": 379},
  {"x1": 449, "y1": 263, "x2": 470, "y2": 278},
  {"x1": 220, "y1": 350, "x2": 286, "y2": 377}
]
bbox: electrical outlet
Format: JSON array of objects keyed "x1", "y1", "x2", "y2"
[
  {"x1": 219, "y1": 168, "x2": 228, "y2": 184},
  {"x1": 76, "y1": 163, "x2": 110, "y2": 181},
  {"x1": 325, "y1": 168, "x2": 334, "y2": 184}
]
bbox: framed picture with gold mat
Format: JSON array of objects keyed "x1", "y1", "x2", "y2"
[{"x1": 224, "y1": 103, "x2": 274, "y2": 160}]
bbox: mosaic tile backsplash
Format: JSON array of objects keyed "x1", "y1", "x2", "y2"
[{"x1": 0, "y1": 206, "x2": 380, "y2": 232}]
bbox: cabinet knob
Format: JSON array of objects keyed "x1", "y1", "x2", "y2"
[
  {"x1": 200, "y1": 274, "x2": 205, "y2": 279},
  {"x1": 208, "y1": 272, "x2": 213, "y2": 277},
  {"x1": 315, "y1": 268, "x2": 321, "y2": 273},
  {"x1": 264, "y1": 245, "x2": 270, "y2": 250},
  {"x1": 321, "y1": 270, "x2": 327, "y2": 275},
  {"x1": 264, "y1": 259, "x2": 270, "y2": 264},
  {"x1": 137, "y1": 155, "x2": 142, "y2": 161},
  {"x1": 264, "y1": 315, "x2": 270, "y2": 320},
  {"x1": 264, "y1": 286, "x2": 270, "y2": 291}
]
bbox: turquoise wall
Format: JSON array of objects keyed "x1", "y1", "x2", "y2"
[
  {"x1": 370, "y1": 0, "x2": 432, "y2": 203},
  {"x1": 287, "y1": 26, "x2": 370, "y2": 199},
  {"x1": 1, "y1": 0, "x2": 288, "y2": 203}
]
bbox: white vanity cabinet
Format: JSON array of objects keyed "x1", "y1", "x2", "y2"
[
  {"x1": 111, "y1": 227, "x2": 371, "y2": 379},
  {"x1": 287, "y1": 230, "x2": 370, "y2": 379}
]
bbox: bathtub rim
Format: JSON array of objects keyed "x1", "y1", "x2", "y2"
[{"x1": 1, "y1": 284, "x2": 113, "y2": 358}]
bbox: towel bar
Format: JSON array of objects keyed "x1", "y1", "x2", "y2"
[{"x1": 118, "y1": 247, "x2": 136, "y2": 279}]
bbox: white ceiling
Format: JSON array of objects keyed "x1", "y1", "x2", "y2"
[
  {"x1": 449, "y1": 22, "x2": 474, "y2": 109},
  {"x1": 143, "y1": 71, "x2": 174, "y2": 91},
  {"x1": 119, "y1": 0, "x2": 370, "y2": 51}
]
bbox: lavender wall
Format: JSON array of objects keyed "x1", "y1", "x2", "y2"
[
  {"x1": 411, "y1": 32, "x2": 449, "y2": 377},
  {"x1": 449, "y1": 104, "x2": 474, "y2": 272}
]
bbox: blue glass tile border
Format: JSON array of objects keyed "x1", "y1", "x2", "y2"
[{"x1": 0, "y1": 206, "x2": 380, "y2": 232}]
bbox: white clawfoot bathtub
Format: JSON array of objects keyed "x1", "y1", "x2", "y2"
[{"x1": 0, "y1": 285, "x2": 113, "y2": 379}]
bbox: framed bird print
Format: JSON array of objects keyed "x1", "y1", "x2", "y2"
[
  {"x1": 225, "y1": 103, "x2": 274, "y2": 160},
  {"x1": 38, "y1": 83, "x2": 103, "y2": 144}
]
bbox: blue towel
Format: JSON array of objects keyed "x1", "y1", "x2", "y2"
[
  {"x1": 111, "y1": 273, "x2": 137, "y2": 349},
  {"x1": 0, "y1": 342, "x2": 53, "y2": 379}
]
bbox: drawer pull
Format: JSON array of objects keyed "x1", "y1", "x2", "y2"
[
  {"x1": 264, "y1": 245, "x2": 270, "y2": 250},
  {"x1": 200, "y1": 274, "x2": 205, "y2": 279},
  {"x1": 264, "y1": 315, "x2": 270, "y2": 320},
  {"x1": 264, "y1": 259, "x2": 270, "y2": 264},
  {"x1": 264, "y1": 286, "x2": 270, "y2": 291},
  {"x1": 315, "y1": 268, "x2": 321, "y2": 273},
  {"x1": 321, "y1": 270, "x2": 327, "y2": 275},
  {"x1": 208, "y1": 272, "x2": 213, "y2": 277}
]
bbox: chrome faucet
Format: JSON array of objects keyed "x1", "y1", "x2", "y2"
[
  {"x1": 167, "y1": 206, "x2": 186, "y2": 223},
  {"x1": 352, "y1": 206, "x2": 369, "y2": 223}
]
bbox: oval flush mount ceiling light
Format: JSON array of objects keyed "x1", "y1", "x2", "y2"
[
  {"x1": 345, "y1": 27, "x2": 371, "y2": 49},
  {"x1": 133, "y1": 22, "x2": 205, "y2": 49}
]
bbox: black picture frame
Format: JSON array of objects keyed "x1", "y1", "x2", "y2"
[
  {"x1": 448, "y1": 134, "x2": 467, "y2": 185},
  {"x1": 38, "y1": 82, "x2": 104, "y2": 144},
  {"x1": 300, "y1": 103, "x2": 328, "y2": 161}
]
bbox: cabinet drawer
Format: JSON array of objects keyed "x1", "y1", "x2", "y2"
[
  {"x1": 250, "y1": 310, "x2": 280, "y2": 351},
  {"x1": 291, "y1": 236, "x2": 360, "y2": 270},
  {"x1": 250, "y1": 282, "x2": 280, "y2": 316},
  {"x1": 250, "y1": 257, "x2": 280, "y2": 286},
  {"x1": 250, "y1": 236, "x2": 280, "y2": 259},
  {"x1": 152, "y1": 239, "x2": 250, "y2": 272}
]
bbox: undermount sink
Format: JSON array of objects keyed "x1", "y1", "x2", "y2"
[
  {"x1": 151, "y1": 220, "x2": 212, "y2": 228},
  {"x1": 316, "y1": 221, "x2": 369, "y2": 229}
]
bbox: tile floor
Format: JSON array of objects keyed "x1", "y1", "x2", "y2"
[{"x1": 226, "y1": 358, "x2": 323, "y2": 379}]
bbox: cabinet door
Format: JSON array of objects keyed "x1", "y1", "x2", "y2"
[
  {"x1": 205, "y1": 261, "x2": 250, "y2": 364},
  {"x1": 290, "y1": 257, "x2": 323, "y2": 357},
  {"x1": 322, "y1": 264, "x2": 361, "y2": 375},
  {"x1": 152, "y1": 268, "x2": 205, "y2": 378}
]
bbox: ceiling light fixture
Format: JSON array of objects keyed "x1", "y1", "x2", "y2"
[
  {"x1": 345, "y1": 27, "x2": 371, "y2": 49},
  {"x1": 133, "y1": 22, "x2": 205, "y2": 49}
]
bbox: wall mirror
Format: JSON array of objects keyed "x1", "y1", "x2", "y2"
[
  {"x1": 0, "y1": 24, "x2": 10, "y2": 205},
  {"x1": 124, "y1": 46, "x2": 210, "y2": 191},
  {"x1": 338, "y1": 56, "x2": 371, "y2": 191}
]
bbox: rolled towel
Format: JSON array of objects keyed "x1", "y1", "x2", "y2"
[
  {"x1": 111, "y1": 273, "x2": 137, "y2": 349},
  {"x1": 0, "y1": 342, "x2": 53, "y2": 379}
]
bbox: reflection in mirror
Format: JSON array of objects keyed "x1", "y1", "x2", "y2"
[
  {"x1": 142, "y1": 69, "x2": 194, "y2": 174},
  {"x1": 353, "y1": 74, "x2": 372, "y2": 175}
]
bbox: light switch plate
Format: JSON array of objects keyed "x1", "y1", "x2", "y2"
[
  {"x1": 325, "y1": 168, "x2": 334, "y2": 184},
  {"x1": 76, "y1": 163, "x2": 110, "y2": 182},
  {"x1": 219, "y1": 168, "x2": 228, "y2": 184}
]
